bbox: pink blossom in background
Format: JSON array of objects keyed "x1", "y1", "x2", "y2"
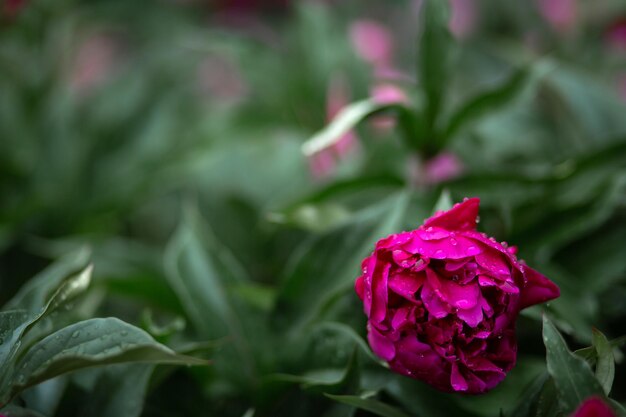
[
  {"x1": 349, "y1": 20, "x2": 394, "y2": 72},
  {"x1": 370, "y1": 83, "x2": 409, "y2": 132},
  {"x1": 2, "y1": 0, "x2": 27, "y2": 18},
  {"x1": 355, "y1": 198, "x2": 560, "y2": 393},
  {"x1": 606, "y1": 18, "x2": 626, "y2": 52},
  {"x1": 371, "y1": 83, "x2": 409, "y2": 106},
  {"x1": 449, "y1": 0, "x2": 477, "y2": 39},
  {"x1": 423, "y1": 152, "x2": 464, "y2": 185},
  {"x1": 197, "y1": 55, "x2": 248, "y2": 102},
  {"x1": 409, "y1": 152, "x2": 464, "y2": 187},
  {"x1": 70, "y1": 34, "x2": 121, "y2": 94},
  {"x1": 570, "y1": 397, "x2": 616, "y2": 417},
  {"x1": 308, "y1": 75, "x2": 359, "y2": 180},
  {"x1": 535, "y1": 0, "x2": 577, "y2": 33}
]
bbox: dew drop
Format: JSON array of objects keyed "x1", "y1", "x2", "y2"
[
  {"x1": 72, "y1": 331, "x2": 81, "y2": 338},
  {"x1": 121, "y1": 330, "x2": 128, "y2": 336},
  {"x1": 450, "y1": 238, "x2": 458, "y2": 246}
]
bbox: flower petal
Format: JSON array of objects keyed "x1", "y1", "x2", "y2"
[
  {"x1": 368, "y1": 325, "x2": 395, "y2": 361},
  {"x1": 423, "y1": 197, "x2": 480, "y2": 232},
  {"x1": 457, "y1": 303, "x2": 483, "y2": 327},
  {"x1": 519, "y1": 266, "x2": 560, "y2": 310},
  {"x1": 388, "y1": 271, "x2": 424, "y2": 301},
  {"x1": 451, "y1": 362, "x2": 468, "y2": 392},
  {"x1": 571, "y1": 397, "x2": 617, "y2": 417}
]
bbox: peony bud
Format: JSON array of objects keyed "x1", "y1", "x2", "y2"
[{"x1": 355, "y1": 198, "x2": 560, "y2": 394}]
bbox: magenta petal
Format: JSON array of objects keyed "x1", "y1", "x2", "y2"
[
  {"x1": 370, "y1": 262, "x2": 391, "y2": 323},
  {"x1": 519, "y1": 266, "x2": 560, "y2": 310},
  {"x1": 403, "y1": 234, "x2": 481, "y2": 260},
  {"x1": 417, "y1": 226, "x2": 450, "y2": 240},
  {"x1": 451, "y1": 362, "x2": 468, "y2": 392},
  {"x1": 423, "y1": 197, "x2": 480, "y2": 231},
  {"x1": 368, "y1": 325, "x2": 395, "y2": 361},
  {"x1": 457, "y1": 303, "x2": 483, "y2": 327},
  {"x1": 475, "y1": 250, "x2": 511, "y2": 278},
  {"x1": 571, "y1": 397, "x2": 617, "y2": 417},
  {"x1": 440, "y1": 280, "x2": 479, "y2": 309},
  {"x1": 421, "y1": 282, "x2": 449, "y2": 318},
  {"x1": 388, "y1": 271, "x2": 424, "y2": 301}
]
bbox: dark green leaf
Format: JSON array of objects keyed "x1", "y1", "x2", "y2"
[
  {"x1": 542, "y1": 316, "x2": 605, "y2": 415},
  {"x1": 6, "y1": 248, "x2": 91, "y2": 313},
  {"x1": 0, "y1": 405, "x2": 46, "y2": 417},
  {"x1": 444, "y1": 68, "x2": 528, "y2": 140},
  {"x1": 417, "y1": 0, "x2": 453, "y2": 132},
  {"x1": 325, "y1": 394, "x2": 412, "y2": 417},
  {"x1": 591, "y1": 328, "x2": 615, "y2": 395},
  {"x1": 81, "y1": 364, "x2": 154, "y2": 417},
  {"x1": 2, "y1": 318, "x2": 206, "y2": 405}
]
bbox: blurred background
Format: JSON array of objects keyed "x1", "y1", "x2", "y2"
[{"x1": 1, "y1": 0, "x2": 626, "y2": 416}]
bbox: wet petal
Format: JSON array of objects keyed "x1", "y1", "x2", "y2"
[
  {"x1": 421, "y1": 282, "x2": 449, "y2": 318},
  {"x1": 423, "y1": 197, "x2": 480, "y2": 232},
  {"x1": 457, "y1": 303, "x2": 483, "y2": 327},
  {"x1": 388, "y1": 271, "x2": 424, "y2": 301},
  {"x1": 403, "y1": 234, "x2": 482, "y2": 260},
  {"x1": 451, "y1": 362, "x2": 468, "y2": 392},
  {"x1": 519, "y1": 266, "x2": 560, "y2": 310},
  {"x1": 441, "y1": 280, "x2": 480, "y2": 309},
  {"x1": 571, "y1": 397, "x2": 617, "y2": 417},
  {"x1": 370, "y1": 262, "x2": 391, "y2": 323},
  {"x1": 368, "y1": 325, "x2": 395, "y2": 361},
  {"x1": 475, "y1": 249, "x2": 511, "y2": 278},
  {"x1": 417, "y1": 226, "x2": 450, "y2": 240}
]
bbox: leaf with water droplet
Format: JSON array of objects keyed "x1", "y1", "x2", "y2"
[{"x1": 2, "y1": 318, "x2": 208, "y2": 405}]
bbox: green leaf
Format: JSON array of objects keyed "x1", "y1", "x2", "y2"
[
  {"x1": 81, "y1": 364, "x2": 154, "y2": 417},
  {"x1": 325, "y1": 394, "x2": 412, "y2": 417},
  {"x1": 592, "y1": 328, "x2": 615, "y2": 396},
  {"x1": 6, "y1": 248, "x2": 91, "y2": 313},
  {"x1": 301, "y1": 100, "x2": 419, "y2": 155},
  {"x1": 314, "y1": 322, "x2": 383, "y2": 366},
  {"x1": 2, "y1": 318, "x2": 206, "y2": 406},
  {"x1": 444, "y1": 68, "x2": 528, "y2": 140},
  {"x1": 542, "y1": 316, "x2": 605, "y2": 415},
  {"x1": 0, "y1": 405, "x2": 46, "y2": 417},
  {"x1": 302, "y1": 100, "x2": 388, "y2": 156},
  {"x1": 417, "y1": 0, "x2": 453, "y2": 131},
  {"x1": 432, "y1": 189, "x2": 453, "y2": 213},
  {"x1": 164, "y1": 204, "x2": 256, "y2": 381},
  {"x1": 268, "y1": 348, "x2": 359, "y2": 394},
  {"x1": 274, "y1": 191, "x2": 411, "y2": 334}
]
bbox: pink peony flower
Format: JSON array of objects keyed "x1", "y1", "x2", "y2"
[
  {"x1": 308, "y1": 74, "x2": 359, "y2": 180},
  {"x1": 349, "y1": 20, "x2": 394, "y2": 73},
  {"x1": 355, "y1": 198, "x2": 560, "y2": 394},
  {"x1": 2, "y1": 0, "x2": 27, "y2": 18},
  {"x1": 535, "y1": 0, "x2": 577, "y2": 34},
  {"x1": 70, "y1": 34, "x2": 121, "y2": 94},
  {"x1": 449, "y1": 0, "x2": 477, "y2": 39},
  {"x1": 571, "y1": 397, "x2": 616, "y2": 417},
  {"x1": 606, "y1": 18, "x2": 626, "y2": 52}
]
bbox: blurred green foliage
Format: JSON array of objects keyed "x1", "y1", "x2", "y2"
[{"x1": 1, "y1": 0, "x2": 626, "y2": 416}]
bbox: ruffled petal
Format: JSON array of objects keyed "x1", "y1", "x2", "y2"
[
  {"x1": 518, "y1": 266, "x2": 560, "y2": 310},
  {"x1": 450, "y1": 362, "x2": 468, "y2": 392},
  {"x1": 368, "y1": 325, "x2": 395, "y2": 361},
  {"x1": 423, "y1": 197, "x2": 480, "y2": 232}
]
